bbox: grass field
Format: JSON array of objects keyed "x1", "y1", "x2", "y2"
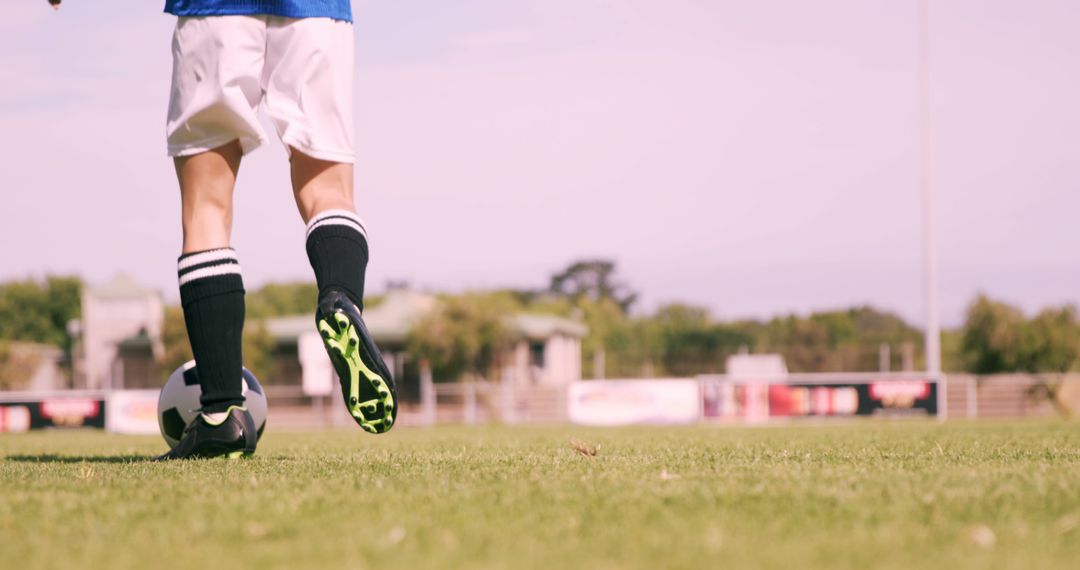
[{"x1": 2, "y1": 422, "x2": 1079, "y2": 569}]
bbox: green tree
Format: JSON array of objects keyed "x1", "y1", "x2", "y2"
[
  {"x1": 160, "y1": 305, "x2": 193, "y2": 377},
  {"x1": 760, "y1": 315, "x2": 833, "y2": 372},
  {"x1": 407, "y1": 293, "x2": 519, "y2": 381},
  {"x1": 653, "y1": 304, "x2": 753, "y2": 376},
  {"x1": 581, "y1": 298, "x2": 645, "y2": 378},
  {"x1": 0, "y1": 276, "x2": 82, "y2": 350},
  {"x1": 960, "y1": 295, "x2": 1029, "y2": 374},
  {"x1": 749, "y1": 307, "x2": 922, "y2": 373},
  {"x1": 549, "y1": 259, "x2": 638, "y2": 313},
  {"x1": 0, "y1": 341, "x2": 42, "y2": 391},
  {"x1": 246, "y1": 282, "x2": 319, "y2": 318},
  {"x1": 1021, "y1": 306, "x2": 1080, "y2": 373},
  {"x1": 242, "y1": 322, "x2": 276, "y2": 384},
  {"x1": 959, "y1": 296, "x2": 1080, "y2": 374}
]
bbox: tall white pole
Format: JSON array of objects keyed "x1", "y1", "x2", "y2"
[{"x1": 920, "y1": 0, "x2": 942, "y2": 375}]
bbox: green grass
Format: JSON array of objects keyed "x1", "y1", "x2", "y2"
[{"x1": 2, "y1": 422, "x2": 1079, "y2": 569}]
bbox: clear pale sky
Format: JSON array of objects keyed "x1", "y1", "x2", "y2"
[{"x1": 1, "y1": 0, "x2": 1077, "y2": 326}]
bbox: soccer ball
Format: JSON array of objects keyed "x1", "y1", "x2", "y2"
[{"x1": 158, "y1": 360, "x2": 268, "y2": 448}]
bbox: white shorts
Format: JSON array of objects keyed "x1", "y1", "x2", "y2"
[{"x1": 166, "y1": 15, "x2": 355, "y2": 163}]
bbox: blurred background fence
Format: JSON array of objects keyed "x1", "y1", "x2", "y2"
[
  {"x1": 3, "y1": 373, "x2": 1079, "y2": 434},
  {"x1": 253, "y1": 372, "x2": 1080, "y2": 429}
]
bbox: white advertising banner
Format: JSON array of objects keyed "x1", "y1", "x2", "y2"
[
  {"x1": 568, "y1": 380, "x2": 701, "y2": 426},
  {"x1": 106, "y1": 390, "x2": 160, "y2": 434}
]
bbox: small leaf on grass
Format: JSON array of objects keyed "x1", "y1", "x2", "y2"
[{"x1": 569, "y1": 438, "x2": 598, "y2": 457}]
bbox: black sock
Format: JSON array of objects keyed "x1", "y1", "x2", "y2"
[
  {"x1": 305, "y1": 209, "x2": 369, "y2": 309},
  {"x1": 178, "y1": 248, "x2": 246, "y2": 413}
]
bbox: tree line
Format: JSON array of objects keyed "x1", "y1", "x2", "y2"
[{"x1": 0, "y1": 267, "x2": 1078, "y2": 388}]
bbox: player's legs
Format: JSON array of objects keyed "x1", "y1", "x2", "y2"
[
  {"x1": 291, "y1": 150, "x2": 397, "y2": 433},
  {"x1": 159, "y1": 142, "x2": 256, "y2": 460},
  {"x1": 158, "y1": 16, "x2": 266, "y2": 458},
  {"x1": 262, "y1": 15, "x2": 396, "y2": 433},
  {"x1": 174, "y1": 143, "x2": 247, "y2": 411}
]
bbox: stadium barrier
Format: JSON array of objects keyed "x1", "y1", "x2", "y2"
[
  {"x1": 697, "y1": 373, "x2": 944, "y2": 424},
  {"x1": 567, "y1": 379, "x2": 700, "y2": 426},
  {"x1": 944, "y1": 374, "x2": 1080, "y2": 419},
  {"x1": 0, "y1": 391, "x2": 108, "y2": 432},
  {"x1": 4, "y1": 374, "x2": 1080, "y2": 431}
]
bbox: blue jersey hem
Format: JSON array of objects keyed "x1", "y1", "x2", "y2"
[
  {"x1": 164, "y1": 1, "x2": 352, "y2": 23},
  {"x1": 165, "y1": 9, "x2": 353, "y2": 23}
]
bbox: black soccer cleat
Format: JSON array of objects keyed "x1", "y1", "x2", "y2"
[
  {"x1": 316, "y1": 289, "x2": 397, "y2": 434},
  {"x1": 153, "y1": 406, "x2": 257, "y2": 461}
]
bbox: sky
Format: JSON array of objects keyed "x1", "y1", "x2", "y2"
[{"x1": 1, "y1": 0, "x2": 1077, "y2": 327}]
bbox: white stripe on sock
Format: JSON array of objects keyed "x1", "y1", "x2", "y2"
[
  {"x1": 306, "y1": 217, "x2": 367, "y2": 239},
  {"x1": 178, "y1": 264, "x2": 242, "y2": 286},
  {"x1": 306, "y1": 209, "x2": 367, "y2": 239},
  {"x1": 308, "y1": 208, "x2": 361, "y2": 225},
  {"x1": 177, "y1": 248, "x2": 238, "y2": 271}
]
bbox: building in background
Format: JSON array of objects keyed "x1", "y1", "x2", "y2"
[
  {"x1": 263, "y1": 289, "x2": 587, "y2": 402},
  {"x1": 69, "y1": 275, "x2": 164, "y2": 390},
  {"x1": 502, "y1": 314, "x2": 586, "y2": 387},
  {"x1": 63, "y1": 283, "x2": 583, "y2": 395}
]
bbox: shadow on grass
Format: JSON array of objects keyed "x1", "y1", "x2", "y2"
[
  {"x1": 5, "y1": 454, "x2": 285, "y2": 464},
  {"x1": 5, "y1": 454, "x2": 149, "y2": 464}
]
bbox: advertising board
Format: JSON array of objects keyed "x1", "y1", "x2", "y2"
[
  {"x1": 106, "y1": 390, "x2": 161, "y2": 434},
  {"x1": 0, "y1": 396, "x2": 107, "y2": 429},
  {"x1": 568, "y1": 380, "x2": 701, "y2": 426},
  {"x1": 702, "y1": 377, "x2": 939, "y2": 421}
]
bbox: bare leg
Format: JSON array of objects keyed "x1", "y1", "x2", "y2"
[
  {"x1": 290, "y1": 148, "x2": 355, "y2": 222},
  {"x1": 171, "y1": 140, "x2": 248, "y2": 428},
  {"x1": 175, "y1": 141, "x2": 243, "y2": 253},
  {"x1": 293, "y1": 148, "x2": 396, "y2": 433}
]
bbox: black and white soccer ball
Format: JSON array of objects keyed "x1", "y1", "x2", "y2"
[{"x1": 158, "y1": 360, "x2": 268, "y2": 448}]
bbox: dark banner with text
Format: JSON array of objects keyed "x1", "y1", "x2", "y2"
[
  {"x1": 0, "y1": 397, "x2": 107, "y2": 432},
  {"x1": 702, "y1": 379, "x2": 939, "y2": 421}
]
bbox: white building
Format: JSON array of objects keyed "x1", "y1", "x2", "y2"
[
  {"x1": 502, "y1": 314, "x2": 586, "y2": 387},
  {"x1": 70, "y1": 275, "x2": 164, "y2": 390}
]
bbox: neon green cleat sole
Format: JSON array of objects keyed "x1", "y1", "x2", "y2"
[{"x1": 318, "y1": 312, "x2": 396, "y2": 434}]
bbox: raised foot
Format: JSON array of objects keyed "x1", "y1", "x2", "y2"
[{"x1": 318, "y1": 312, "x2": 395, "y2": 434}]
